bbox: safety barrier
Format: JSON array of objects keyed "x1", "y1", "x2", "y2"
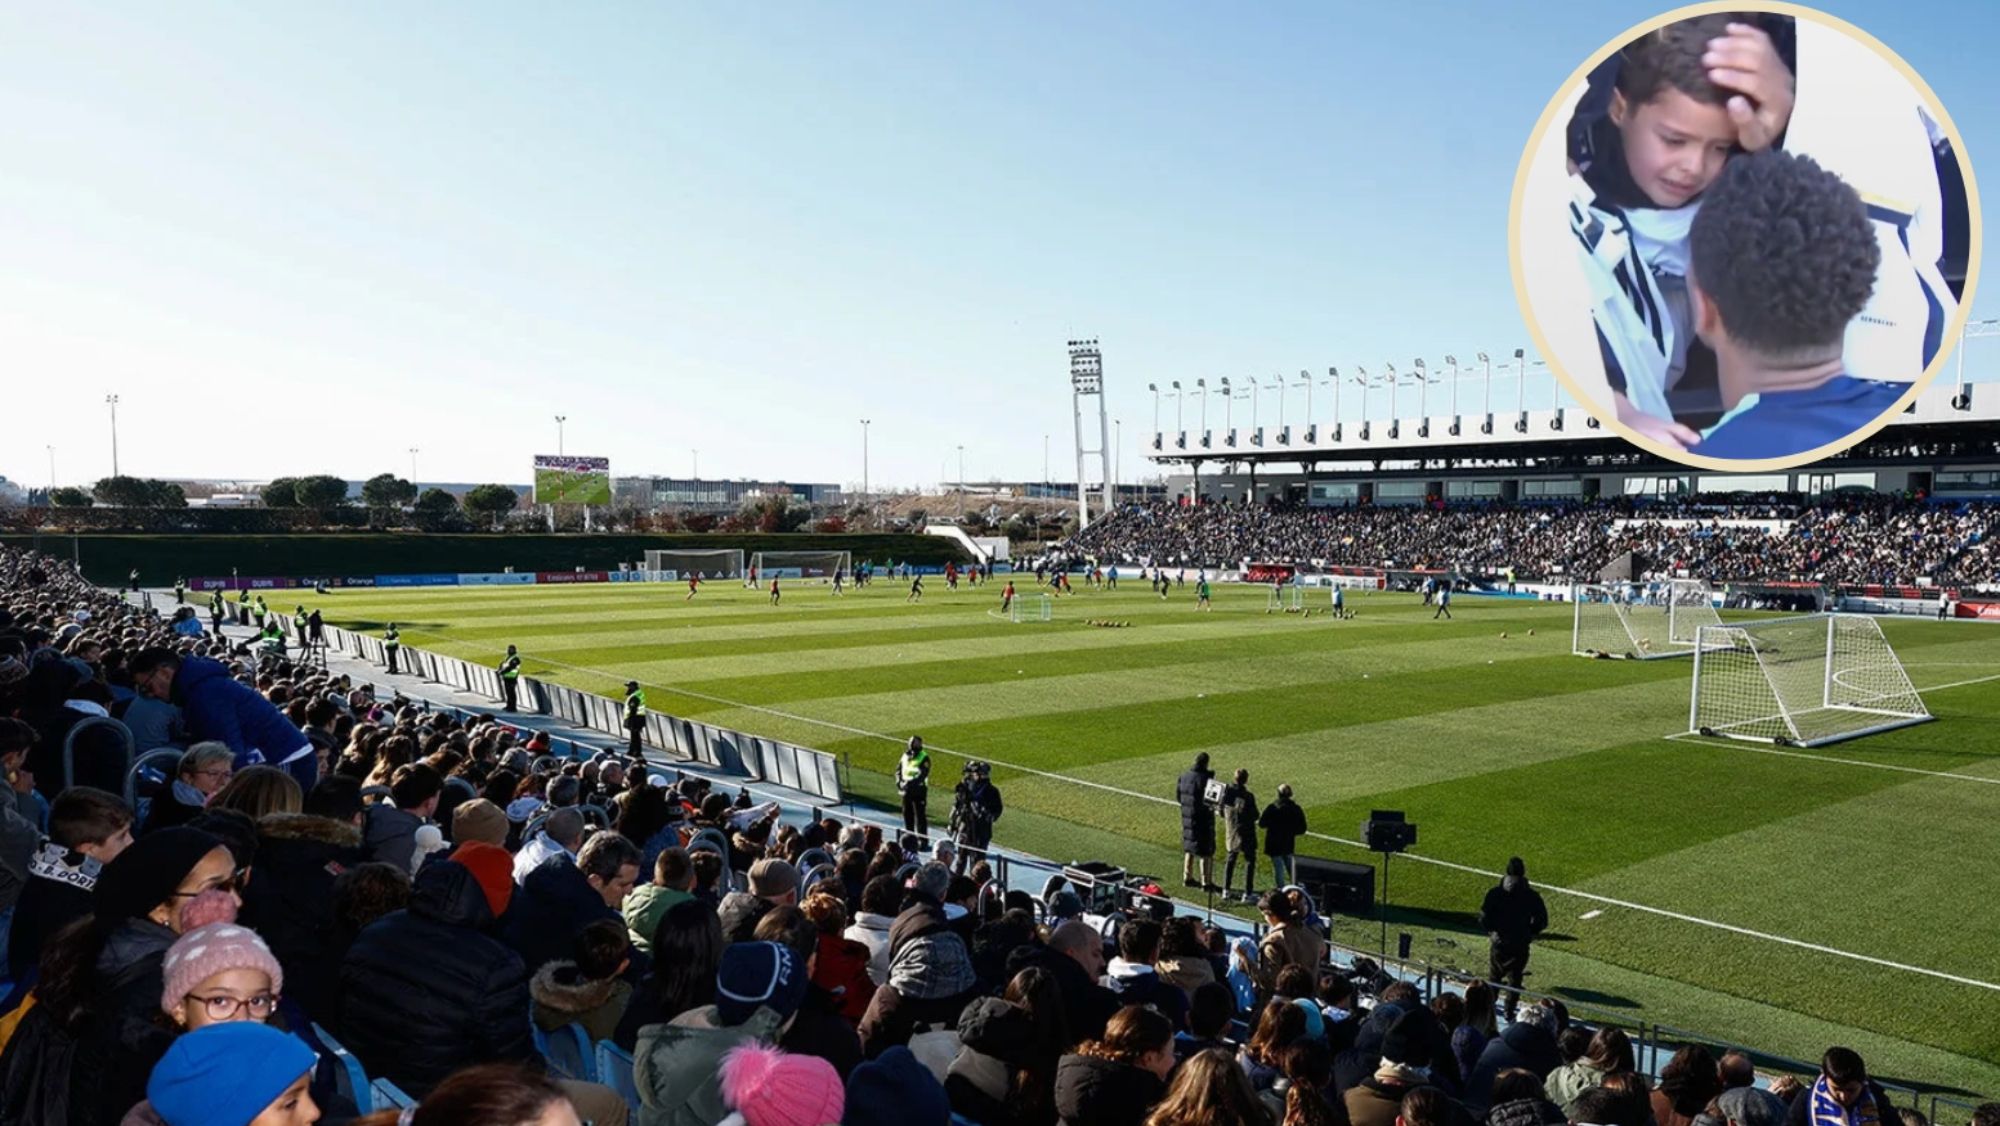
[{"x1": 320, "y1": 624, "x2": 842, "y2": 803}]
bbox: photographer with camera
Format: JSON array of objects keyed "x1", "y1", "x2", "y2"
[
  {"x1": 1175, "y1": 752, "x2": 1216, "y2": 891},
  {"x1": 948, "y1": 761, "x2": 1002, "y2": 875}
]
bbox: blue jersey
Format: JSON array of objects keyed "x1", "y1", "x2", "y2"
[{"x1": 1695, "y1": 375, "x2": 1905, "y2": 461}]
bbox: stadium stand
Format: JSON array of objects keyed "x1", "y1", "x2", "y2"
[
  {"x1": 0, "y1": 541, "x2": 1993, "y2": 1125},
  {"x1": 1055, "y1": 494, "x2": 2000, "y2": 591}
]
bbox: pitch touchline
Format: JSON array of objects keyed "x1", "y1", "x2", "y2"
[{"x1": 520, "y1": 651, "x2": 2000, "y2": 994}]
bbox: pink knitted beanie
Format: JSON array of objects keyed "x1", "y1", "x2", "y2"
[
  {"x1": 160, "y1": 923, "x2": 285, "y2": 1017},
  {"x1": 719, "y1": 1042, "x2": 844, "y2": 1126}
]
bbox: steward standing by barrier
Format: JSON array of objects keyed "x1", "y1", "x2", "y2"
[
  {"x1": 174, "y1": 576, "x2": 187, "y2": 604},
  {"x1": 292, "y1": 605, "x2": 309, "y2": 648},
  {"x1": 498, "y1": 645, "x2": 523, "y2": 711},
  {"x1": 384, "y1": 623, "x2": 401, "y2": 674},
  {"x1": 209, "y1": 589, "x2": 226, "y2": 632},
  {"x1": 898, "y1": 736, "x2": 931, "y2": 840},
  {"x1": 623, "y1": 680, "x2": 647, "y2": 760}
]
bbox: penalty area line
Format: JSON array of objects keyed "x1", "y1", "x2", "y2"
[{"x1": 520, "y1": 652, "x2": 2000, "y2": 995}]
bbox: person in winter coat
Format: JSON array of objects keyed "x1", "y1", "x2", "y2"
[
  {"x1": 1463, "y1": 1002, "x2": 1564, "y2": 1115},
  {"x1": 1478, "y1": 858, "x2": 1548, "y2": 1019},
  {"x1": 857, "y1": 923, "x2": 980, "y2": 1060},
  {"x1": 754, "y1": 906, "x2": 866, "y2": 1080},
  {"x1": 506, "y1": 831, "x2": 644, "y2": 976},
  {"x1": 622, "y1": 845, "x2": 693, "y2": 956},
  {"x1": 139, "y1": 742, "x2": 233, "y2": 836},
  {"x1": 799, "y1": 892, "x2": 878, "y2": 1023},
  {"x1": 1102, "y1": 918, "x2": 1190, "y2": 1033},
  {"x1": 337, "y1": 841, "x2": 536, "y2": 1097},
  {"x1": 237, "y1": 778, "x2": 367, "y2": 1028},
  {"x1": 360, "y1": 763, "x2": 444, "y2": 876},
  {"x1": 1783, "y1": 1049, "x2": 1901, "y2": 1126},
  {"x1": 6, "y1": 784, "x2": 133, "y2": 982},
  {"x1": 1256, "y1": 889, "x2": 1326, "y2": 997},
  {"x1": 1484, "y1": 1069, "x2": 1569, "y2": 1126},
  {"x1": 1344, "y1": 1011, "x2": 1437, "y2": 1126},
  {"x1": 948, "y1": 763, "x2": 1003, "y2": 874},
  {"x1": 1054, "y1": 1004, "x2": 1175, "y2": 1126},
  {"x1": 1004, "y1": 920, "x2": 1120, "y2": 1046},
  {"x1": 843, "y1": 874, "x2": 901, "y2": 986},
  {"x1": 1152, "y1": 916, "x2": 1217, "y2": 1001},
  {"x1": 947, "y1": 994, "x2": 1040, "y2": 1126},
  {"x1": 119, "y1": 1021, "x2": 321, "y2": 1126},
  {"x1": 0, "y1": 827, "x2": 234, "y2": 1126},
  {"x1": 531, "y1": 917, "x2": 634, "y2": 1044},
  {"x1": 1545, "y1": 1026, "x2": 1635, "y2": 1116},
  {"x1": 717, "y1": 857, "x2": 799, "y2": 944},
  {"x1": 1258, "y1": 784, "x2": 1308, "y2": 890},
  {"x1": 1174, "y1": 753, "x2": 1216, "y2": 889},
  {"x1": 633, "y1": 941, "x2": 806, "y2": 1126},
  {"x1": 130, "y1": 649, "x2": 316, "y2": 790},
  {"x1": 1217, "y1": 769, "x2": 1259, "y2": 903}
]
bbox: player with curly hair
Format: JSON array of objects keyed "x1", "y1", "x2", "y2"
[{"x1": 1685, "y1": 148, "x2": 1898, "y2": 459}]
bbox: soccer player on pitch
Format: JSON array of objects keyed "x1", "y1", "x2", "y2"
[
  {"x1": 769, "y1": 577, "x2": 781, "y2": 605},
  {"x1": 907, "y1": 574, "x2": 924, "y2": 603},
  {"x1": 999, "y1": 580, "x2": 1014, "y2": 614},
  {"x1": 685, "y1": 573, "x2": 700, "y2": 602},
  {"x1": 1197, "y1": 576, "x2": 1212, "y2": 611}
]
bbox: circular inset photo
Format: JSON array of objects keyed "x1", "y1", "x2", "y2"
[{"x1": 1510, "y1": 3, "x2": 1978, "y2": 469}]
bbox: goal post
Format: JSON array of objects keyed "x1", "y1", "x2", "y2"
[
  {"x1": 1266, "y1": 585, "x2": 1304, "y2": 611},
  {"x1": 1687, "y1": 613, "x2": 1931, "y2": 747},
  {"x1": 645, "y1": 548, "x2": 745, "y2": 580},
  {"x1": 750, "y1": 551, "x2": 851, "y2": 583},
  {"x1": 1572, "y1": 581, "x2": 1719, "y2": 659}
]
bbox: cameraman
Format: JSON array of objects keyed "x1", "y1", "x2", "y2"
[{"x1": 949, "y1": 761, "x2": 1002, "y2": 875}]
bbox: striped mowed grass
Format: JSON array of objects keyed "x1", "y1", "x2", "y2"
[{"x1": 311, "y1": 578, "x2": 2000, "y2": 1092}]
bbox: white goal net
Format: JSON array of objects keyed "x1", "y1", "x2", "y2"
[
  {"x1": 645, "y1": 549, "x2": 745, "y2": 580},
  {"x1": 1008, "y1": 593, "x2": 1053, "y2": 622},
  {"x1": 750, "y1": 551, "x2": 851, "y2": 583},
  {"x1": 1571, "y1": 580, "x2": 1720, "y2": 659},
  {"x1": 1688, "y1": 613, "x2": 1931, "y2": 746}
]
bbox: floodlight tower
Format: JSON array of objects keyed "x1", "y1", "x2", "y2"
[{"x1": 1068, "y1": 339, "x2": 1109, "y2": 530}]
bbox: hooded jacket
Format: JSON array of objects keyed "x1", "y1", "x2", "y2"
[
  {"x1": 1463, "y1": 1020, "x2": 1562, "y2": 1114},
  {"x1": 531, "y1": 960, "x2": 633, "y2": 1043},
  {"x1": 1005, "y1": 942, "x2": 1118, "y2": 1045},
  {"x1": 844, "y1": 910, "x2": 896, "y2": 985},
  {"x1": 1219, "y1": 783, "x2": 1258, "y2": 853},
  {"x1": 716, "y1": 889, "x2": 777, "y2": 945},
  {"x1": 947, "y1": 996, "x2": 1045, "y2": 1126},
  {"x1": 170, "y1": 657, "x2": 315, "y2": 788},
  {"x1": 1103, "y1": 958, "x2": 1189, "y2": 1032},
  {"x1": 241, "y1": 812, "x2": 366, "y2": 1027},
  {"x1": 338, "y1": 859, "x2": 535, "y2": 1097},
  {"x1": 1053, "y1": 1052, "x2": 1165, "y2": 1126},
  {"x1": 0, "y1": 790, "x2": 41, "y2": 919},
  {"x1": 633, "y1": 1004, "x2": 784, "y2": 1126},
  {"x1": 1478, "y1": 875, "x2": 1548, "y2": 949}
]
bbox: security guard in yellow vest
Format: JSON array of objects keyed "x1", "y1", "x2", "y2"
[
  {"x1": 252, "y1": 595, "x2": 268, "y2": 628},
  {"x1": 292, "y1": 606, "x2": 309, "y2": 648},
  {"x1": 623, "y1": 681, "x2": 647, "y2": 760},
  {"x1": 384, "y1": 623, "x2": 401, "y2": 675},
  {"x1": 498, "y1": 645, "x2": 523, "y2": 711},
  {"x1": 898, "y1": 736, "x2": 931, "y2": 840},
  {"x1": 209, "y1": 589, "x2": 226, "y2": 632}
]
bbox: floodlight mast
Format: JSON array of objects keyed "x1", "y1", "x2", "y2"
[{"x1": 1068, "y1": 339, "x2": 1109, "y2": 529}]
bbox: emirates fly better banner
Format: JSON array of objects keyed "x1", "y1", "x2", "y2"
[{"x1": 532, "y1": 455, "x2": 612, "y2": 505}]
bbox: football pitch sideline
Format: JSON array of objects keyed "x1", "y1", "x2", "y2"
[{"x1": 307, "y1": 578, "x2": 2000, "y2": 1091}]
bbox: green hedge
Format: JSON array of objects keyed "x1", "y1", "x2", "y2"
[{"x1": 0, "y1": 533, "x2": 967, "y2": 585}]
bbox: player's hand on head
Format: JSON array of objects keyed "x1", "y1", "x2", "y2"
[
  {"x1": 1625, "y1": 412, "x2": 1703, "y2": 452},
  {"x1": 1704, "y1": 22, "x2": 1793, "y2": 152}
]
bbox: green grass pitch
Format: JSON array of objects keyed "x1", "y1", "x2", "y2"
[{"x1": 308, "y1": 577, "x2": 2000, "y2": 1093}]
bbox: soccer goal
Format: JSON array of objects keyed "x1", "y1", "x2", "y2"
[
  {"x1": 1266, "y1": 585, "x2": 1304, "y2": 612},
  {"x1": 1688, "y1": 613, "x2": 1931, "y2": 746},
  {"x1": 1571, "y1": 580, "x2": 1720, "y2": 659},
  {"x1": 1008, "y1": 594, "x2": 1054, "y2": 623},
  {"x1": 750, "y1": 551, "x2": 851, "y2": 583},
  {"x1": 645, "y1": 548, "x2": 745, "y2": 581}
]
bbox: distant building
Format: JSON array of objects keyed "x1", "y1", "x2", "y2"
[{"x1": 615, "y1": 477, "x2": 844, "y2": 514}]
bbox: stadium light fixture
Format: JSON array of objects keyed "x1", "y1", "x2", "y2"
[
  {"x1": 45, "y1": 445, "x2": 55, "y2": 491},
  {"x1": 1295, "y1": 370, "x2": 1314, "y2": 445},
  {"x1": 554, "y1": 415, "x2": 567, "y2": 456},
  {"x1": 859, "y1": 419, "x2": 871, "y2": 509},
  {"x1": 1196, "y1": 378, "x2": 1209, "y2": 446},
  {"x1": 409, "y1": 447, "x2": 419, "y2": 482},
  {"x1": 1147, "y1": 383, "x2": 1160, "y2": 447},
  {"x1": 1264, "y1": 374, "x2": 1284, "y2": 443},
  {"x1": 1171, "y1": 380, "x2": 1184, "y2": 437}
]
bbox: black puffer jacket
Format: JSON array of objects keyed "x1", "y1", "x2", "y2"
[
  {"x1": 1053, "y1": 1052, "x2": 1165, "y2": 1126},
  {"x1": 338, "y1": 859, "x2": 535, "y2": 1097},
  {"x1": 0, "y1": 917, "x2": 176, "y2": 1126},
  {"x1": 1464, "y1": 1020, "x2": 1561, "y2": 1114},
  {"x1": 1176, "y1": 765, "x2": 1214, "y2": 854},
  {"x1": 241, "y1": 812, "x2": 367, "y2": 1027}
]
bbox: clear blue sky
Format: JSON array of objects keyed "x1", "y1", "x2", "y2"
[{"x1": 3, "y1": 1, "x2": 1993, "y2": 493}]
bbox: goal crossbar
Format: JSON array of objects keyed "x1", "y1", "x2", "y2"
[{"x1": 750, "y1": 550, "x2": 851, "y2": 582}]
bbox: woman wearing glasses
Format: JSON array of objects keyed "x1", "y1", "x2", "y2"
[{"x1": 0, "y1": 826, "x2": 238, "y2": 1125}]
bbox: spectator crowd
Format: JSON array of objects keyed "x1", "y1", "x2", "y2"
[
  {"x1": 0, "y1": 542, "x2": 1991, "y2": 1126},
  {"x1": 1056, "y1": 495, "x2": 1999, "y2": 591}
]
